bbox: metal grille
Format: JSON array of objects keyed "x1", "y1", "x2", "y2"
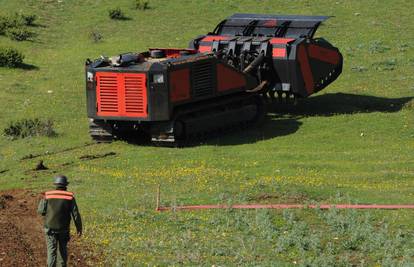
[
  {"x1": 96, "y1": 72, "x2": 147, "y2": 117},
  {"x1": 124, "y1": 75, "x2": 145, "y2": 114},
  {"x1": 193, "y1": 61, "x2": 214, "y2": 97},
  {"x1": 98, "y1": 75, "x2": 118, "y2": 113}
]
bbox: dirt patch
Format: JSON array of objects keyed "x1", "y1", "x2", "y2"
[{"x1": 0, "y1": 189, "x2": 95, "y2": 266}]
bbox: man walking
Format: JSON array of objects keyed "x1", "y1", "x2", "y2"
[{"x1": 37, "y1": 175, "x2": 82, "y2": 267}]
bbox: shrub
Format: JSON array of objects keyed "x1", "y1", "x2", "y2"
[
  {"x1": 373, "y1": 58, "x2": 397, "y2": 71},
  {"x1": 351, "y1": 65, "x2": 367, "y2": 72},
  {"x1": 90, "y1": 31, "x2": 103, "y2": 43},
  {"x1": 368, "y1": 40, "x2": 390, "y2": 54},
  {"x1": 19, "y1": 14, "x2": 37, "y2": 26},
  {"x1": 3, "y1": 14, "x2": 25, "y2": 28},
  {"x1": 0, "y1": 47, "x2": 24, "y2": 67},
  {"x1": 0, "y1": 13, "x2": 36, "y2": 38},
  {"x1": 403, "y1": 99, "x2": 414, "y2": 110},
  {"x1": 3, "y1": 118, "x2": 56, "y2": 139},
  {"x1": 108, "y1": 8, "x2": 125, "y2": 20},
  {"x1": 135, "y1": 0, "x2": 149, "y2": 10},
  {"x1": 6, "y1": 27, "x2": 33, "y2": 41},
  {"x1": 0, "y1": 16, "x2": 8, "y2": 35},
  {"x1": 6, "y1": 13, "x2": 37, "y2": 27}
]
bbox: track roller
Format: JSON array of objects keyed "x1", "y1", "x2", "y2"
[{"x1": 89, "y1": 120, "x2": 113, "y2": 143}]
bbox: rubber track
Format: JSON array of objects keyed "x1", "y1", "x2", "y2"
[
  {"x1": 152, "y1": 95, "x2": 264, "y2": 146},
  {"x1": 89, "y1": 120, "x2": 113, "y2": 143}
]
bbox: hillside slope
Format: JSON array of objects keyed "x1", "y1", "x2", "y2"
[{"x1": 0, "y1": 0, "x2": 413, "y2": 265}]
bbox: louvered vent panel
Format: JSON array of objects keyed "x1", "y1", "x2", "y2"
[
  {"x1": 98, "y1": 75, "x2": 118, "y2": 113},
  {"x1": 96, "y1": 72, "x2": 147, "y2": 118},
  {"x1": 193, "y1": 61, "x2": 214, "y2": 97},
  {"x1": 124, "y1": 75, "x2": 146, "y2": 115}
]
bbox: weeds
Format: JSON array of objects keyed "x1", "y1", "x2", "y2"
[
  {"x1": 0, "y1": 16, "x2": 8, "y2": 35},
  {"x1": 368, "y1": 40, "x2": 390, "y2": 54},
  {"x1": 3, "y1": 118, "x2": 56, "y2": 139},
  {"x1": 0, "y1": 47, "x2": 24, "y2": 67},
  {"x1": 19, "y1": 14, "x2": 37, "y2": 26},
  {"x1": 351, "y1": 65, "x2": 367, "y2": 72},
  {"x1": 403, "y1": 99, "x2": 414, "y2": 110},
  {"x1": 7, "y1": 13, "x2": 37, "y2": 27},
  {"x1": 6, "y1": 27, "x2": 33, "y2": 41},
  {"x1": 90, "y1": 31, "x2": 103, "y2": 43},
  {"x1": 397, "y1": 43, "x2": 409, "y2": 52},
  {"x1": 273, "y1": 208, "x2": 414, "y2": 265},
  {"x1": 108, "y1": 8, "x2": 125, "y2": 20},
  {"x1": 135, "y1": 0, "x2": 150, "y2": 10},
  {"x1": 0, "y1": 13, "x2": 37, "y2": 41},
  {"x1": 372, "y1": 58, "x2": 397, "y2": 71}
]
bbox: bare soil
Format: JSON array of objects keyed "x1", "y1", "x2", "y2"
[{"x1": 0, "y1": 189, "x2": 94, "y2": 266}]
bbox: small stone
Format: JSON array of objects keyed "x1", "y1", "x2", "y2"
[{"x1": 360, "y1": 132, "x2": 364, "y2": 137}]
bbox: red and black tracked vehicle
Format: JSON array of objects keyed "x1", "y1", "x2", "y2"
[{"x1": 85, "y1": 14, "x2": 343, "y2": 143}]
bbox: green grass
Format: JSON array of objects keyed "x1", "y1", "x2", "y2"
[{"x1": 0, "y1": 0, "x2": 413, "y2": 265}]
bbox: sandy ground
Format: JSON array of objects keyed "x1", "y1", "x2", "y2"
[{"x1": 0, "y1": 189, "x2": 94, "y2": 266}]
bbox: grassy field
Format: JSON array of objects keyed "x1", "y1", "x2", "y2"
[{"x1": 1, "y1": 0, "x2": 413, "y2": 265}]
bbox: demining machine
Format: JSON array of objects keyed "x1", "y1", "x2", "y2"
[{"x1": 85, "y1": 14, "x2": 343, "y2": 143}]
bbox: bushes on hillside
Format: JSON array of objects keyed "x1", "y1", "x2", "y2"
[
  {"x1": 0, "y1": 16, "x2": 9, "y2": 35},
  {"x1": 0, "y1": 47, "x2": 24, "y2": 67},
  {"x1": 3, "y1": 118, "x2": 56, "y2": 140},
  {"x1": 6, "y1": 27, "x2": 33, "y2": 41},
  {"x1": 135, "y1": 0, "x2": 150, "y2": 10},
  {"x1": 7, "y1": 13, "x2": 37, "y2": 27},
  {"x1": 90, "y1": 31, "x2": 103, "y2": 43},
  {"x1": 108, "y1": 8, "x2": 125, "y2": 20},
  {"x1": 0, "y1": 13, "x2": 37, "y2": 41},
  {"x1": 20, "y1": 14, "x2": 37, "y2": 26}
]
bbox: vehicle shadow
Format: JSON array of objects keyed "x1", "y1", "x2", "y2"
[
  {"x1": 203, "y1": 116, "x2": 301, "y2": 146},
  {"x1": 123, "y1": 93, "x2": 413, "y2": 147},
  {"x1": 121, "y1": 116, "x2": 301, "y2": 147},
  {"x1": 203, "y1": 93, "x2": 413, "y2": 146},
  {"x1": 269, "y1": 92, "x2": 413, "y2": 117}
]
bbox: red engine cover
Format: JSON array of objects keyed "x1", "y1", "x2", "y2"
[{"x1": 96, "y1": 72, "x2": 148, "y2": 118}]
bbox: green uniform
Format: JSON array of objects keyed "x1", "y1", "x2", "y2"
[{"x1": 38, "y1": 189, "x2": 82, "y2": 267}]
